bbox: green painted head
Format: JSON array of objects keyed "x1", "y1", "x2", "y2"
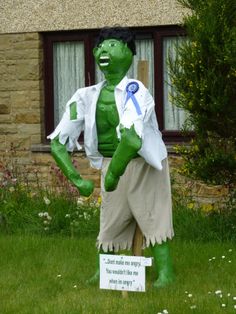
[{"x1": 93, "y1": 27, "x2": 136, "y2": 79}]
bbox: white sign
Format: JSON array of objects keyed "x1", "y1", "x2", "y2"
[{"x1": 99, "y1": 254, "x2": 152, "y2": 292}]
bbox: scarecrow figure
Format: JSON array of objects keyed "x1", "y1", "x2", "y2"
[{"x1": 48, "y1": 27, "x2": 174, "y2": 288}]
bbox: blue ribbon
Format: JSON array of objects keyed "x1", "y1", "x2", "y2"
[{"x1": 125, "y1": 82, "x2": 142, "y2": 116}]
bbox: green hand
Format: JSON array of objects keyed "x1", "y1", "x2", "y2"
[
  {"x1": 71, "y1": 176, "x2": 94, "y2": 197},
  {"x1": 104, "y1": 125, "x2": 142, "y2": 192},
  {"x1": 51, "y1": 137, "x2": 94, "y2": 197},
  {"x1": 104, "y1": 171, "x2": 119, "y2": 191}
]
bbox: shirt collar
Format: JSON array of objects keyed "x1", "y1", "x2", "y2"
[{"x1": 116, "y1": 76, "x2": 129, "y2": 91}]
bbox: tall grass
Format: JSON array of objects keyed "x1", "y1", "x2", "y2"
[{"x1": 1, "y1": 182, "x2": 236, "y2": 243}]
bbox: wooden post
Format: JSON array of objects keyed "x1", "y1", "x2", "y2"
[
  {"x1": 122, "y1": 60, "x2": 149, "y2": 298},
  {"x1": 131, "y1": 60, "x2": 149, "y2": 258},
  {"x1": 137, "y1": 60, "x2": 149, "y2": 89}
]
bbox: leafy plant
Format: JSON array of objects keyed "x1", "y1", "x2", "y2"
[{"x1": 169, "y1": 0, "x2": 236, "y2": 185}]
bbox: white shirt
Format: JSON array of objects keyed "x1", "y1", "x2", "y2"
[{"x1": 47, "y1": 76, "x2": 167, "y2": 170}]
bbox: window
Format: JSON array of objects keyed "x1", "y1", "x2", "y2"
[{"x1": 43, "y1": 26, "x2": 189, "y2": 143}]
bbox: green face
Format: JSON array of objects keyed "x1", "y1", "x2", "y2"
[{"x1": 93, "y1": 38, "x2": 133, "y2": 77}]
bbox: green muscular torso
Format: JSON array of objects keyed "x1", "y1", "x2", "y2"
[{"x1": 96, "y1": 85, "x2": 119, "y2": 157}]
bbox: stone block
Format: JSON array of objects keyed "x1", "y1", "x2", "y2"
[
  {"x1": 15, "y1": 60, "x2": 42, "y2": 80},
  {"x1": 6, "y1": 135, "x2": 31, "y2": 150},
  {"x1": 7, "y1": 48, "x2": 41, "y2": 60},
  {"x1": 17, "y1": 123, "x2": 41, "y2": 136},
  {"x1": 10, "y1": 91, "x2": 30, "y2": 109},
  {"x1": 0, "y1": 80, "x2": 15, "y2": 91},
  {"x1": 8, "y1": 80, "x2": 41, "y2": 92},
  {"x1": 29, "y1": 91, "x2": 41, "y2": 101},
  {"x1": 31, "y1": 134, "x2": 42, "y2": 144},
  {"x1": 0, "y1": 124, "x2": 18, "y2": 134},
  {"x1": 15, "y1": 113, "x2": 41, "y2": 124},
  {"x1": 33, "y1": 153, "x2": 54, "y2": 165},
  {"x1": 0, "y1": 104, "x2": 10, "y2": 114},
  {"x1": 30, "y1": 100, "x2": 42, "y2": 109},
  {"x1": 0, "y1": 64, "x2": 8, "y2": 75},
  {"x1": 24, "y1": 33, "x2": 41, "y2": 41},
  {"x1": 11, "y1": 38, "x2": 42, "y2": 50},
  {"x1": 0, "y1": 115, "x2": 12, "y2": 123}
]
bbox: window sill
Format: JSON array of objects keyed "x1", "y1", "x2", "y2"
[{"x1": 31, "y1": 143, "x2": 186, "y2": 154}]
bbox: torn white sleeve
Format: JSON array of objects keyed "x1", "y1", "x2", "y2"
[
  {"x1": 47, "y1": 94, "x2": 84, "y2": 152},
  {"x1": 116, "y1": 116, "x2": 143, "y2": 140}
]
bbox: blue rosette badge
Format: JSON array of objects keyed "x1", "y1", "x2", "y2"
[{"x1": 125, "y1": 82, "x2": 142, "y2": 116}]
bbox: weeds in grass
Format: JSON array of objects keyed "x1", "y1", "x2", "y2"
[{"x1": 0, "y1": 143, "x2": 100, "y2": 237}]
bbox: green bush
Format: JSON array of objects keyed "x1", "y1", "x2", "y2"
[{"x1": 170, "y1": 0, "x2": 236, "y2": 185}]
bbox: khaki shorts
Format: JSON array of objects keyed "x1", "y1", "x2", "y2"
[{"x1": 97, "y1": 158, "x2": 174, "y2": 252}]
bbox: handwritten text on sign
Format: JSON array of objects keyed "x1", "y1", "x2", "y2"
[{"x1": 99, "y1": 254, "x2": 152, "y2": 292}]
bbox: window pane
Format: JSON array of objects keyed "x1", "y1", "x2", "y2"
[
  {"x1": 163, "y1": 36, "x2": 188, "y2": 130},
  {"x1": 53, "y1": 42, "x2": 85, "y2": 126},
  {"x1": 95, "y1": 39, "x2": 154, "y2": 96}
]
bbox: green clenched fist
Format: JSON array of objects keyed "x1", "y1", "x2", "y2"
[
  {"x1": 74, "y1": 178, "x2": 94, "y2": 197},
  {"x1": 104, "y1": 171, "x2": 119, "y2": 192}
]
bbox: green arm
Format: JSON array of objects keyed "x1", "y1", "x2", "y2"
[
  {"x1": 104, "y1": 125, "x2": 142, "y2": 191},
  {"x1": 51, "y1": 137, "x2": 94, "y2": 197}
]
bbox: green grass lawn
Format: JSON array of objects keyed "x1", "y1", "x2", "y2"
[{"x1": 0, "y1": 235, "x2": 236, "y2": 314}]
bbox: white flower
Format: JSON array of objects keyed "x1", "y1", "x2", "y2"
[
  {"x1": 77, "y1": 197, "x2": 84, "y2": 206},
  {"x1": 190, "y1": 305, "x2": 197, "y2": 309},
  {"x1": 212, "y1": 257, "x2": 216, "y2": 260},
  {"x1": 43, "y1": 220, "x2": 49, "y2": 225},
  {"x1": 208, "y1": 291, "x2": 212, "y2": 294},
  {"x1": 188, "y1": 294, "x2": 193, "y2": 298},
  {"x1": 229, "y1": 249, "x2": 232, "y2": 252},
  {"x1": 43, "y1": 196, "x2": 51, "y2": 205},
  {"x1": 65, "y1": 214, "x2": 70, "y2": 218},
  {"x1": 229, "y1": 260, "x2": 232, "y2": 263},
  {"x1": 185, "y1": 291, "x2": 188, "y2": 294},
  {"x1": 233, "y1": 296, "x2": 236, "y2": 300},
  {"x1": 43, "y1": 212, "x2": 49, "y2": 217},
  {"x1": 222, "y1": 304, "x2": 226, "y2": 307},
  {"x1": 209, "y1": 258, "x2": 212, "y2": 262},
  {"x1": 73, "y1": 285, "x2": 77, "y2": 288},
  {"x1": 227, "y1": 293, "x2": 231, "y2": 297},
  {"x1": 234, "y1": 305, "x2": 236, "y2": 309},
  {"x1": 215, "y1": 290, "x2": 222, "y2": 295},
  {"x1": 163, "y1": 310, "x2": 168, "y2": 314},
  {"x1": 38, "y1": 212, "x2": 44, "y2": 217},
  {"x1": 44, "y1": 227, "x2": 49, "y2": 231},
  {"x1": 57, "y1": 274, "x2": 62, "y2": 278},
  {"x1": 222, "y1": 255, "x2": 225, "y2": 259}
]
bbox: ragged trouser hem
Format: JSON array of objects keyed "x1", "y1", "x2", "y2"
[{"x1": 96, "y1": 229, "x2": 174, "y2": 253}]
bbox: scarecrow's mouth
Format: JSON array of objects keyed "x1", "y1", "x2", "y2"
[{"x1": 99, "y1": 56, "x2": 110, "y2": 67}]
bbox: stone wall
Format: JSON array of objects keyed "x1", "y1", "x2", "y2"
[
  {"x1": 169, "y1": 155, "x2": 231, "y2": 209},
  {"x1": 0, "y1": 32, "x2": 43, "y2": 172},
  {"x1": 0, "y1": 32, "x2": 43, "y2": 146},
  {"x1": 0, "y1": 32, "x2": 100, "y2": 193}
]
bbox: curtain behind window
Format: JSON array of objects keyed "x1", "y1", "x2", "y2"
[
  {"x1": 163, "y1": 37, "x2": 188, "y2": 130},
  {"x1": 53, "y1": 42, "x2": 85, "y2": 125}
]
